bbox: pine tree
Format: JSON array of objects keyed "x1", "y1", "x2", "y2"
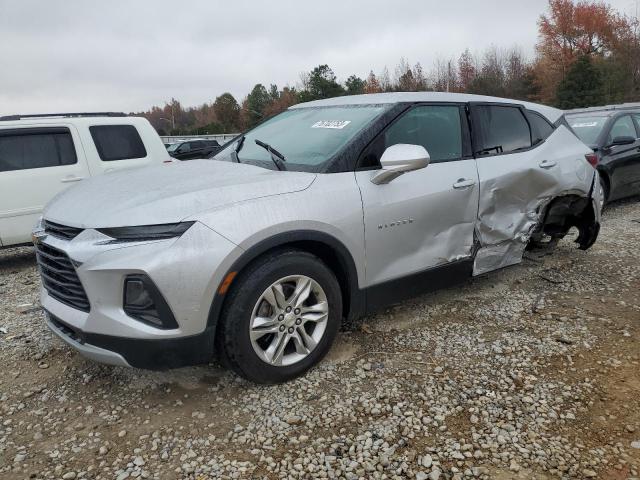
[{"x1": 555, "y1": 55, "x2": 605, "y2": 109}]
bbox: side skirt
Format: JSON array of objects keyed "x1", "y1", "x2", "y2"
[{"x1": 362, "y1": 258, "x2": 474, "y2": 315}]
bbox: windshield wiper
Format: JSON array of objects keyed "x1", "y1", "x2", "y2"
[
  {"x1": 254, "y1": 139, "x2": 287, "y2": 171},
  {"x1": 232, "y1": 135, "x2": 245, "y2": 163}
]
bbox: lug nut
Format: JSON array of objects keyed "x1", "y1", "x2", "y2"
[
  {"x1": 294, "y1": 308, "x2": 301, "y2": 315},
  {"x1": 295, "y1": 318, "x2": 302, "y2": 325},
  {"x1": 285, "y1": 306, "x2": 292, "y2": 313},
  {"x1": 288, "y1": 327, "x2": 294, "y2": 334},
  {"x1": 278, "y1": 314, "x2": 284, "y2": 321},
  {"x1": 279, "y1": 325, "x2": 285, "y2": 332}
]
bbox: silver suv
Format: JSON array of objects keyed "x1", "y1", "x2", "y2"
[{"x1": 34, "y1": 93, "x2": 601, "y2": 383}]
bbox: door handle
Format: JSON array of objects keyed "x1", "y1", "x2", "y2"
[
  {"x1": 61, "y1": 176, "x2": 84, "y2": 183},
  {"x1": 452, "y1": 178, "x2": 476, "y2": 189},
  {"x1": 539, "y1": 160, "x2": 557, "y2": 169}
]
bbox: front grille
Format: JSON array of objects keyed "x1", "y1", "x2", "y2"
[
  {"x1": 36, "y1": 243, "x2": 90, "y2": 312},
  {"x1": 44, "y1": 220, "x2": 83, "y2": 240}
]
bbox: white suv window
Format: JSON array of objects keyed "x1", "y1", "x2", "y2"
[
  {"x1": 89, "y1": 125, "x2": 147, "y2": 161},
  {"x1": 0, "y1": 128, "x2": 77, "y2": 172}
]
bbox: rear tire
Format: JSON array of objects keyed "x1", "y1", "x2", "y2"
[{"x1": 216, "y1": 249, "x2": 342, "y2": 383}]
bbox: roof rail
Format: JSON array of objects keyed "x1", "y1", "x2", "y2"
[
  {"x1": 0, "y1": 112, "x2": 127, "y2": 121},
  {"x1": 565, "y1": 102, "x2": 640, "y2": 113}
]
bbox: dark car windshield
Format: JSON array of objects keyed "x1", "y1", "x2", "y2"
[
  {"x1": 167, "y1": 142, "x2": 183, "y2": 152},
  {"x1": 213, "y1": 105, "x2": 388, "y2": 171},
  {"x1": 565, "y1": 114, "x2": 609, "y2": 146}
]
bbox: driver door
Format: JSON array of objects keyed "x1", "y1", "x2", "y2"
[
  {"x1": 607, "y1": 114, "x2": 640, "y2": 200},
  {"x1": 355, "y1": 104, "x2": 479, "y2": 300}
]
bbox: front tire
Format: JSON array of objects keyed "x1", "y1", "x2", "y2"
[{"x1": 217, "y1": 249, "x2": 342, "y2": 383}]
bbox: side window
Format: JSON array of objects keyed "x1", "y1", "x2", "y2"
[
  {"x1": 89, "y1": 125, "x2": 147, "y2": 161},
  {"x1": 385, "y1": 105, "x2": 462, "y2": 162},
  {"x1": 526, "y1": 111, "x2": 555, "y2": 145},
  {"x1": 633, "y1": 114, "x2": 640, "y2": 133},
  {"x1": 474, "y1": 105, "x2": 531, "y2": 155},
  {"x1": 359, "y1": 105, "x2": 464, "y2": 168},
  {"x1": 608, "y1": 115, "x2": 637, "y2": 144},
  {"x1": 0, "y1": 128, "x2": 77, "y2": 172}
]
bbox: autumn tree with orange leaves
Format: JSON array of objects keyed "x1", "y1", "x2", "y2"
[
  {"x1": 535, "y1": 0, "x2": 638, "y2": 104},
  {"x1": 140, "y1": 0, "x2": 640, "y2": 134}
]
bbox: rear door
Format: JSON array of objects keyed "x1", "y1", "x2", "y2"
[
  {"x1": 606, "y1": 114, "x2": 640, "y2": 199},
  {"x1": 0, "y1": 125, "x2": 89, "y2": 245},
  {"x1": 470, "y1": 103, "x2": 591, "y2": 275},
  {"x1": 81, "y1": 124, "x2": 152, "y2": 175},
  {"x1": 355, "y1": 103, "x2": 479, "y2": 290}
]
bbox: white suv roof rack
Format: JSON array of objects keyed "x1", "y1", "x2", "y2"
[{"x1": 0, "y1": 112, "x2": 127, "y2": 121}]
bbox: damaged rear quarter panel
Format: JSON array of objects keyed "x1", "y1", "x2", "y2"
[{"x1": 473, "y1": 125, "x2": 594, "y2": 275}]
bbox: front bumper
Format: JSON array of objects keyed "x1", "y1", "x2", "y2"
[
  {"x1": 46, "y1": 311, "x2": 215, "y2": 369},
  {"x1": 38, "y1": 221, "x2": 241, "y2": 368}
]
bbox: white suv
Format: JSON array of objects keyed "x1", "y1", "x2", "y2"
[
  {"x1": 0, "y1": 113, "x2": 171, "y2": 247},
  {"x1": 34, "y1": 93, "x2": 602, "y2": 383}
]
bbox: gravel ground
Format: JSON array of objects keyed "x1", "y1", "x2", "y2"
[{"x1": 1, "y1": 197, "x2": 639, "y2": 480}]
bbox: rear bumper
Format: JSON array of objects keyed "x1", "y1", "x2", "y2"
[{"x1": 46, "y1": 310, "x2": 215, "y2": 369}]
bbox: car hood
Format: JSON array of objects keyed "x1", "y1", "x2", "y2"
[{"x1": 44, "y1": 160, "x2": 316, "y2": 228}]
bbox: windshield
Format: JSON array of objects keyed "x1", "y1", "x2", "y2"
[
  {"x1": 566, "y1": 115, "x2": 609, "y2": 146},
  {"x1": 167, "y1": 142, "x2": 182, "y2": 152},
  {"x1": 213, "y1": 105, "x2": 388, "y2": 171}
]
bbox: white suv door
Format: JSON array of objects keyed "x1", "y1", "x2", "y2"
[
  {"x1": 0, "y1": 125, "x2": 90, "y2": 246},
  {"x1": 355, "y1": 104, "x2": 479, "y2": 295}
]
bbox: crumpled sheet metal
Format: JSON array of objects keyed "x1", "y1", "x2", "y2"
[
  {"x1": 471, "y1": 130, "x2": 596, "y2": 276},
  {"x1": 472, "y1": 171, "x2": 557, "y2": 276}
]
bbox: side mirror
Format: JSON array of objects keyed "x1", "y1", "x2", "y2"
[
  {"x1": 371, "y1": 144, "x2": 430, "y2": 185},
  {"x1": 609, "y1": 135, "x2": 636, "y2": 147}
]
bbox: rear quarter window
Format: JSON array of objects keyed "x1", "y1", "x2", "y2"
[
  {"x1": 89, "y1": 125, "x2": 147, "y2": 161},
  {"x1": 0, "y1": 127, "x2": 77, "y2": 172},
  {"x1": 526, "y1": 111, "x2": 555, "y2": 145}
]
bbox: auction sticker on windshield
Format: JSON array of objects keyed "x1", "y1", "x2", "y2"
[{"x1": 311, "y1": 120, "x2": 351, "y2": 129}]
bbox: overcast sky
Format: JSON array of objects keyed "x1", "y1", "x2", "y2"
[{"x1": 0, "y1": 0, "x2": 637, "y2": 115}]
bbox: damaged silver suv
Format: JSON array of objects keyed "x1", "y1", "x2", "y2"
[{"x1": 34, "y1": 93, "x2": 601, "y2": 383}]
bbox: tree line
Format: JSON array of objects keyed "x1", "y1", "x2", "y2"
[{"x1": 139, "y1": 0, "x2": 640, "y2": 136}]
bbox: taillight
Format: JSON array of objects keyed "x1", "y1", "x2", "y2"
[{"x1": 585, "y1": 152, "x2": 598, "y2": 168}]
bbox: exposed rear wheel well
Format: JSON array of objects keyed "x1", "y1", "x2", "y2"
[{"x1": 537, "y1": 194, "x2": 599, "y2": 250}]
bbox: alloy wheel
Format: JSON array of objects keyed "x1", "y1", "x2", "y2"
[{"x1": 249, "y1": 275, "x2": 329, "y2": 366}]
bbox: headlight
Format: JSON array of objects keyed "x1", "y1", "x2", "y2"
[{"x1": 97, "y1": 222, "x2": 194, "y2": 242}]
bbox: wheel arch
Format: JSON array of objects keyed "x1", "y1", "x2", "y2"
[
  {"x1": 537, "y1": 191, "x2": 600, "y2": 250},
  {"x1": 206, "y1": 230, "x2": 364, "y2": 334}
]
